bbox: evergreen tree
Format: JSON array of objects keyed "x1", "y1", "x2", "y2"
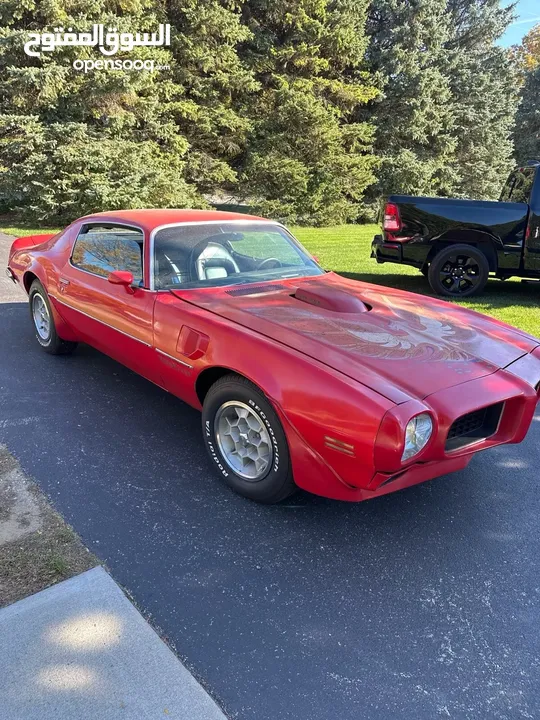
[
  {"x1": 0, "y1": 0, "x2": 255, "y2": 221},
  {"x1": 365, "y1": 0, "x2": 457, "y2": 199},
  {"x1": 512, "y1": 22, "x2": 540, "y2": 165},
  {"x1": 165, "y1": 0, "x2": 258, "y2": 193},
  {"x1": 237, "y1": 0, "x2": 379, "y2": 225},
  {"x1": 445, "y1": 0, "x2": 517, "y2": 199},
  {"x1": 514, "y1": 65, "x2": 540, "y2": 164},
  {"x1": 366, "y1": 0, "x2": 517, "y2": 200}
]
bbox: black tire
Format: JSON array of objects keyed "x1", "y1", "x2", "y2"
[
  {"x1": 28, "y1": 280, "x2": 78, "y2": 355},
  {"x1": 428, "y1": 244, "x2": 489, "y2": 298},
  {"x1": 202, "y1": 374, "x2": 296, "y2": 503}
]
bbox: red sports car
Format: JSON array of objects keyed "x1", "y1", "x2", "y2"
[{"x1": 7, "y1": 209, "x2": 540, "y2": 503}]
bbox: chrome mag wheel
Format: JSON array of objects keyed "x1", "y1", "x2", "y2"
[
  {"x1": 32, "y1": 293, "x2": 51, "y2": 341},
  {"x1": 214, "y1": 401, "x2": 273, "y2": 480}
]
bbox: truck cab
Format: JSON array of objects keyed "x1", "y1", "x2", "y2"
[{"x1": 501, "y1": 163, "x2": 540, "y2": 273}]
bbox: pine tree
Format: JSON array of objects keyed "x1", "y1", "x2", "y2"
[
  {"x1": 0, "y1": 0, "x2": 255, "y2": 221},
  {"x1": 165, "y1": 0, "x2": 259, "y2": 193},
  {"x1": 236, "y1": 0, "x2": 379, "y2": 225},
  {"x1": 514, "y1": 66, "x2": 540, "y2": 164},
  {"x1": 366, "y1": 0, "x2": 518, "y2": 201},
  {"x1": 365, "y1": 0, "x2": 457, "y2": 199},
  {"x1": 512, "y1": 22, "x2": 540, "y2": 165},
  {"x1": 445, "y1": 0, "x2": 518, "y2": 199}
]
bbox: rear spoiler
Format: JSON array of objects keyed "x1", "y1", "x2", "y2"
[{"x1": 10, "y1": 233, "x2": 58, "y2": 252}]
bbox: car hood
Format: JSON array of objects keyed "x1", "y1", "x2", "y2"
[{"x1": 173, "y1": 273, "x2": 539, "y2": 404}]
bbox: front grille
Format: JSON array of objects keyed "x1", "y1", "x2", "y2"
[
  {"x1": 446, "y1": 402, "x2": 504, "y2": 452},
  {"x1": 226, "y1": 284, "x2": 285, "y2": 296}
]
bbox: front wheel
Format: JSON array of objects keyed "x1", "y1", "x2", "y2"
[
  {"x1": 202, "y1": 374, "x2": 296, "y2": 503},
  {"x1": 29, "y1": 280, "x2": 78, "y2": 355},
  {"x1": 428, "y1": 245, "x2": 489, "y2": 298}
]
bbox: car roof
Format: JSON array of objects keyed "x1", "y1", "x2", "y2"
[{"x1": 77, "y1": 209, "x2": 271, "y2": 233}]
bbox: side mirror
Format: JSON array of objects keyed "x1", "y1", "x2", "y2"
[{"x1": 108, "y1": 270, "x2": 135, "y2": 292}]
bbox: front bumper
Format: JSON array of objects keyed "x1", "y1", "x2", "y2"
[
  {"x1": 369, "y1": 454, "x2": 472, "y2": 499},
  {"x1": 291, "y1": 350, "x2": 540, "y2": 503},
  {"x1": 367, "y1": 355, "x2": 540, "y2": 496}
]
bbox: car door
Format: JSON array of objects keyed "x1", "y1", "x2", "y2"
[{"x1": 56, "y1": 222, "x2": 160, "y2": 382}]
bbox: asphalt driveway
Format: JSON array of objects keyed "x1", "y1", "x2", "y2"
[{"x1": 1, "y1": 234, "x2": 539, "y2": 719}]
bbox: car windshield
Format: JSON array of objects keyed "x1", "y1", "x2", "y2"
[{"x1": 153, "y1": 222, "x2": 324, "y2": 290}]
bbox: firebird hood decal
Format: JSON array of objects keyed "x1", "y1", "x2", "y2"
[{"x1": 174, "y1": 273, "x2": 538, "y2": 403}]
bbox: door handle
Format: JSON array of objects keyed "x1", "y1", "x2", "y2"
[{"x1": 59, "y1": 278, "x2": 70, "y2": 286}]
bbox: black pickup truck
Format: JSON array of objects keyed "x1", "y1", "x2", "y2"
[{"x1": 371, "y1": 161, "x2": 540, "y2": 297}]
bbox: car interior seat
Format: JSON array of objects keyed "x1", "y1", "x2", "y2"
[{"x1": 194, "y1": 242, "x2": 240, "y2": 280}]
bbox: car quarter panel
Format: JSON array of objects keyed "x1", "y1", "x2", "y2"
[
  {"x1": 152, "y1": 293, "x2": 395, "y2": 497},
  {"x1": 9, "y1": 231, "x2": 67, "y2": 290},
  {"x1": 9, "y1": 228, "x2": 80, "y2": 342}
]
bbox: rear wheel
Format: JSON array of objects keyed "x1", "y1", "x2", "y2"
[
  {"x1": 202, "y1": 374, "x2": 296, "y2": 503},
  {"x1": 29, "y1": 280, "x2": 78, "y2": 355},
  {"x1": 428, "y1": 245, "x2": 489, "y2": 298}
]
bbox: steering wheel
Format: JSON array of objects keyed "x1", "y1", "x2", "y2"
[{"x1": 257, "y1": 257, "x2": 282, "y2": 270}]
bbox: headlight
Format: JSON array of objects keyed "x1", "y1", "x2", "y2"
[{"x1": 402, "y1": 413, "x2": 433, "y2": 461}]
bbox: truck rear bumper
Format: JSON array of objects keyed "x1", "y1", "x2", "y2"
[{"x1": 371, "y1": 234, "x2": 424, "y2": 269}]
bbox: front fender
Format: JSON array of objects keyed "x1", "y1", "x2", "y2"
[
  {"x1": 207, "y1": 345, "x2": 394, "y2": 495},
  {"x1": 153, "y1": 294, "x2": 394, "y2": 495}
]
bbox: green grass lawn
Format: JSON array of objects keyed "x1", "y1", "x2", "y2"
[
  {"x1": 2, "y1": 219, "x2": 537, "y2": 336},
  {"x1": 0, "y1": 223, "x2": 62, "y2": 236},
  {"x1": 293, "y1": 224, "x2": 540, "y2": 337}
]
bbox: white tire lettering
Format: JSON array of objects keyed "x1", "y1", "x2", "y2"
[{"x1": 208, "y1": 394, "x2": 283, "y2": 480}]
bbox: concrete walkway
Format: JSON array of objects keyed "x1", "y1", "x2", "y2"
[{"x1": 0, "y1": 567, "x2": 226, "y2": 719}]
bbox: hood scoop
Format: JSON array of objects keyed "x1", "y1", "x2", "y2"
[{"x1": 293, "y1": 285, "x2": 370, "y2": 313}]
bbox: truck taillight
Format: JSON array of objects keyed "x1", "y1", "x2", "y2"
[{"x1": 383, "y1": 203, "x2": 402, "y2": 232}]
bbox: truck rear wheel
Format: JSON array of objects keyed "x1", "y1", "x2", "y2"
[{"x1": 428, "y1": 245, "x2": 489, "y2": 298}]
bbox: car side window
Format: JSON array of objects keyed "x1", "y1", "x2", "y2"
[{"x1": 72, "y1": 225, "x2": 144, "y2": 284}]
